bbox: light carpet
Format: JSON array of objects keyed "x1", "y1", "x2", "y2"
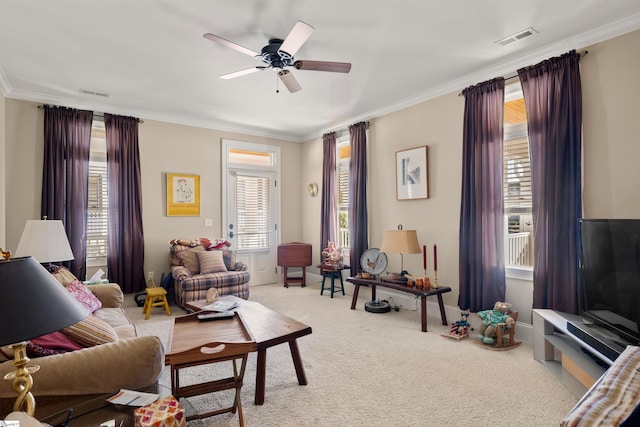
[{"x1": 127, "y1": 282, "x2": 578, "y2": 427}]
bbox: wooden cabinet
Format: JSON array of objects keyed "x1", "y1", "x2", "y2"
[{"x1": 277, "y1": 243, "x2": 312, "y2": 287}]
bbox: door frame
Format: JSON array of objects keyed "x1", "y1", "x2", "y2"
[{"x1": 221, "y1": 139, "x2": 281, "y2": 281}]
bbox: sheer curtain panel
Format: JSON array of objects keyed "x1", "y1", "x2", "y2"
[
  {"x1": 320, "y1": 132, "x2": 337, "y2": 262},
  {"x1": 458, "y1": 78, "x2": 506, "y2": 312},
  {"x1": 518, "y1": 50, "x2": 582, "y2": 314},
  {"x1": 42, "y1": 106, "x2": 93, "y2": 280},
  {"x1": 348, "y1": 122, "x2": 368, "y2": 276},
  {"x1": 104, "y1": 114, "x2": 146, "y2": 293}
]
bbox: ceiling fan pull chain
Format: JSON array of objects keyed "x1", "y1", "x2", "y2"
[{"x1": 276, "y1": 73, "x2": 280, "y2": 93}]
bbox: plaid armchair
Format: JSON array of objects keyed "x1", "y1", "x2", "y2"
[{"x1": 169, "y1": 238, "x2": 250, "y2": 309}]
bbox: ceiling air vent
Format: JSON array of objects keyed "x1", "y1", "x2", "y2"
[
  {"x1": 79, "y1": 88, "x2": 110, "y2": 98},
  {"x1": 495, "y1": 27, "x2": 538, "y2": 47}
]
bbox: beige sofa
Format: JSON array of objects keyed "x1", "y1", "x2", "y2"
[{"x1": 0, "y1": 283, "x2": 165, "y2": 420}]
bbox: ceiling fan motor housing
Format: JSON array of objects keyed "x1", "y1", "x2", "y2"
[{"x1": 259, "y1": 38, "x2": 293, "y2": 70}]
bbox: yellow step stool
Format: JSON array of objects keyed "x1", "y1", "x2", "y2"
[{"x1": 143, "y1": 286, "x2": 171, "y2": 320}]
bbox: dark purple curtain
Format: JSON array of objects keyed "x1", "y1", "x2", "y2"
[
  {"x1": 348, "y1": 122, "x2": 368, "y2": 276},
  {"x1": 104, "y1": 114, "x2": 145, "y2": 293},
  {"x1": 518, "y1": 51, "x2": 582, "y2": 314},
  {"x1": 320, "y1": 132, "x2": 337, "y2": 262},
  {"x1": 42, "y1": 106, "x2": 93, "y2": 280},
  {"x1": 459, "y1": 78, "x2": 506, "y2": 312}
]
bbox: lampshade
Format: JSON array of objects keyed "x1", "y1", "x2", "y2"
[
  {"x1": 14, "y1": 219, "x2": 74, "y2": 263},
  {"x1": 0, "y1": 256, "x2": 89, "y2": 347},
  {"x1": 379, "y1": 229, "x2": 421, "y2": 255}
]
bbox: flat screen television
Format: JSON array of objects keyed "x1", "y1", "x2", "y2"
[{"x1": 578, "y1": 219, "x2": 640, "y2": 346}]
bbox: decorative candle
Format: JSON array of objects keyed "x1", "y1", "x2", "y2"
[
  {"x1": 423, "y1": 245, "x2": 427, "y2": 270},
  {"x1": 434, "y1": 244, "x2": 438, "y2": 271}
]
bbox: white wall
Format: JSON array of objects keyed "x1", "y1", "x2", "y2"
[{"x1": 301, "y1": 29, "x2": 640, "y2": 325}]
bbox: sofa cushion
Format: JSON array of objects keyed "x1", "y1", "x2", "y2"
[
  {"x1": 66, "y1": 279, "x2": 102, "y2": 312},
  {"x1": 176, "y1": 246, "x2": 205, "y2": 274},
  {"x1": 198, "y1": 250, "x2": 227, "y2": 274},
  {"x1": 62, "y1": 315, "x2": 119, "y2": 347},
  {"x1": 0, "y1": 346, "x2": 13, "y2": 362},
  {"x1": 93, "y1": 307, "x2": 138, "y2": 340}
]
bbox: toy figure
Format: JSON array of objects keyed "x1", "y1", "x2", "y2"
[
  {"x1": 449, "y1": 311, "x2": 472, "y2": 338},
  {"x1": 477, "y1": 301, "x2": 516, "y2": 345}
]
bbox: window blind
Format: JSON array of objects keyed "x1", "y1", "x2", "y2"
[
  {"x1": 235, "y1": 175, "x2": 270, "y2": 250},
  {"x1": 504, "y1": 136, "x2": 532, "y2": 214},
  {"x1": 87, "y1": 162, "x2": 108, "y2": 259}
]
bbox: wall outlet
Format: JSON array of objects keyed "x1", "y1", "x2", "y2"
[
  {"x1": 204, "y1": 218, "x2": 213, "y2": 227},
  {"x1": 147, "y1": 271, "x2": 154, "y2": 281}
]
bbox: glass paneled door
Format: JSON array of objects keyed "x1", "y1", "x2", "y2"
[{"x1": 223, "y1": 140, "x2": 279, "y2": 285}]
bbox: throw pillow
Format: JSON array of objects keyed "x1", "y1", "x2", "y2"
[
  {"x1": 198, "y1": 250, "x2": 228, "y2": 274},
  {"x1": 62, "y1": 315, "x2": 119, "y2": 347},
  {"x1": 220, "y1": 248, "x2": 236, "y2": 271},
  {"x1": 51, "y1": 266, "x2": 78, "y2": 287},
  {"x1": 176, "y1": 246, "x2": 205, "y2": 274},
  {"x1": 66, "y1": 279, "x2": 102, "y2": 312},
  {"x1": 26, "y1": 331, "x2": 83, "y2": 358}
]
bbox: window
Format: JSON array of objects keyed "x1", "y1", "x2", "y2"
[
  {"x1": 86, "y1": 119, "x2": 108, "y2": 262},
  {"x1": 337, "y1": 138, "x2": 350, "y2": 249},
  {"x1": 504, "y1": 82, "x2": 534, "y2": 268}
]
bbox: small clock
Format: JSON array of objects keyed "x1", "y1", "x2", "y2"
[{"x1": 360, "y1": 248, "x2": 388, "y2": 276}]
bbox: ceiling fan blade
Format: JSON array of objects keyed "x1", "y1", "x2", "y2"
[
  {"x1": 220, "y1": 67, "x2": 263, "y2": 79},
  {"x1": 278, "y1": 21, "x2": 314, "y2": 56},
  {"x1": 278, "y1": 70, "x2": 302, "y2": 93},
  {"x1": 294, "y1": 60, "x2": 352, "y2": 73},
  {"x1": 203, "y1": 33, "x2": 259, "y2": 57}
]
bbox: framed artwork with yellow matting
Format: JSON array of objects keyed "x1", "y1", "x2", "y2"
[{"x1": 166, "y1": 173, "x2": 200, "y2": 216}]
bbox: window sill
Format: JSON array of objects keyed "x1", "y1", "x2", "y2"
[
  {"x1": 87, "y1": 257, "x2": 107, "y2": 268},
  {"x1": 505, "y1": 265, "x2": 533, "y2": 281}
]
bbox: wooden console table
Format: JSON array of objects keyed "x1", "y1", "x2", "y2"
[{"x1": 346, "y1": 277, "x2": 451, "y2": 332}]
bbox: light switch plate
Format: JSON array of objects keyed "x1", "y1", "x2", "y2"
[{"x1": 204, "y1": 218, "x2": 213, "y2": 227}]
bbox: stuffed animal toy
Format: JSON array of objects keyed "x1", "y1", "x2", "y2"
[{"x1": 477, "y1": 301, "x2": 515, "y2": 345}]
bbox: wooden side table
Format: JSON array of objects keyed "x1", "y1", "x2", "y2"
[
  {"x1": 277, "y1": 242, "x2": 312, "y2": 287},
  {"x1": 318, "y1": 264, "x2": 350, "y2": 298},
  {"x1": 346, "y1": 277, "x2": 451, "y2": 332}
]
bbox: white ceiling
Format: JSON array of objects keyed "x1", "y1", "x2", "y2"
[{"x1": 1, "y1": 1, "x2": 640, "y2": 142}]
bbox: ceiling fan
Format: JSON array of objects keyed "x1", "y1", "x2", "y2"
[{"x1": 203, "y1": 21, "x2": 351, "y2": 93}]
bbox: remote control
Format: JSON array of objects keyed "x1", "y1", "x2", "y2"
[{"x1": 197, "y1": 311, "x2": 235, "y2": 321}]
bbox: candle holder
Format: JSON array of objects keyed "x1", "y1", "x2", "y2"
[{"x1": 433, "y1": 270, "x2": 439, "y2": 289}]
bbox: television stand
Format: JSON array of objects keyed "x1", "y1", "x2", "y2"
[{"x1": 532, "y1": 309, "x2": 610, "y2": 397}]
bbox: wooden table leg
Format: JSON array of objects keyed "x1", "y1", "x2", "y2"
[
  {"x1": 350, "y1": 284, "x2": 360, "y2": 309},
  {"x1": 437, "y1": 293, "x2": 448, "y2": 325},
  {"x1": 421, "y1": 296, "x2": 428, "y2": 332},
  {"x1": 301, "y1": 266, "x2": 306, "y2": 287},
  {"x1": 255, "y1": 348, "x2": 267, "y2": 405},
  {"x1": 288, "y1": 339, "x2": 308, "y2": 386}
]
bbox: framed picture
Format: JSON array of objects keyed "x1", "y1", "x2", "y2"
[
  {"x1": 395, "y1": 146, "x2": 428, "y2": 200},
  {"x1": 166, "y1": 173, "x2": 200, "y2": 216}
]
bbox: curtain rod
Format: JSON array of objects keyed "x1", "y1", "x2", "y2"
[
  {"x1": 37, "y1": 104, "x2": 144, "y2": 123},
  {"x1": 325, "y1": 121, "x2": 370, "y2": 137},
  {"x1": 458, "y1": 50, "x2": 588, "y2": 97}
]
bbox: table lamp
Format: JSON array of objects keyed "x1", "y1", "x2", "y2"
[
  {"x1": 14, "y1": 218, "x2": 75, "y2": 272},
  {"x1": 379, "y1": 226, "x2": 421, "y2": 278},
  {"x1": 0, "y1": 256, "x2": 89, "y2": 416}
]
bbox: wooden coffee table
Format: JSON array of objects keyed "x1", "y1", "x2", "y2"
[{"x1": 185, "y1": 296, "x2": 312, "y2": 405}]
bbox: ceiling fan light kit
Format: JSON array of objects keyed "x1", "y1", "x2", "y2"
[{"x1": 204, "y1": 20, "x2": 351, "y2": 93}]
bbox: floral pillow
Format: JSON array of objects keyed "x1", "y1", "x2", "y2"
[{"x1": 66, "y1": 279, "x2": 102, "y2": 312}]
